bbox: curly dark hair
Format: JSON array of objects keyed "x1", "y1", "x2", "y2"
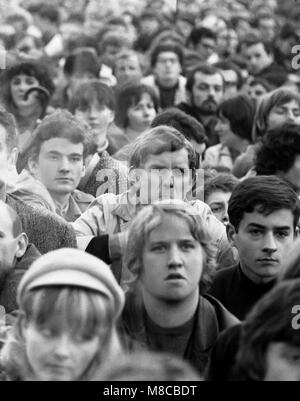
[
  {"x1": 255, "y1": 122, "x2": 300, "y2": 176},
  {"x1": 0, "y1": 59, "x2": 55, "y2": 116}
]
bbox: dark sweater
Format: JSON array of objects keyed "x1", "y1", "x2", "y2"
[
  {"x1": 6, "y1": 193, "x2": 77, "y2": 254},
  {"x1": 208, "y1": 264, "x2": 276, "y2": 320},
  {"x1": 0, "y1": 244, "x2": 40, "y2": 314}
]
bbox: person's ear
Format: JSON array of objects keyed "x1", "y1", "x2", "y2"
[
  {"x1": 15, "y1": 232, "x2": 28, "y2": 259},
  {"x1": 28, "y1": 157, "x2": 39, "y2": 176},
  {"x1": 227, "y1": 223, "x2": 237, "y2": 246}
]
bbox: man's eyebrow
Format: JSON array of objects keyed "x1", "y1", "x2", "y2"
[{"x1": 247, "y1": 223, "x2": 292, "y2": 230}]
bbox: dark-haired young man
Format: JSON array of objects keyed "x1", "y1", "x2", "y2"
[
  {"x1": 244, "y1": 38, "x2": 287, "y2": 87},
  {"x1": 0, "y1": 108, "x2": 76, "y2": 252},
  {"x1": 187, "y1": 26, "x2": 217, "y2": 63},
  {"x1": 204, "y1": 174, "x2": 239, "y2": 225},
  {"x1": 209, "y1": 175, "x2": 299, "y2": 320},
  {"x1": 141, "y1": 43, "x2": 187, "y2": 109},
  {"x1": 12, "y1": 110, "x2": 95, "y2": 222}
]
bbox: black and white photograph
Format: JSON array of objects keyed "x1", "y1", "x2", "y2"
[{"x1": 0, "y1": 0, "x2": 299, "y2": 386}]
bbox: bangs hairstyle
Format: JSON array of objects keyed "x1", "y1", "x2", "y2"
[
  {"x1": 18, "y1": 287, "x2": 115, "y2": 380},
  {"x1": 69, "y1": 79, "x2": 115, "y2": 113},
  {"x1": 28, "y1": 110, "x2": 95, "y2": 162},
  {"x1": 129, "y1": 126, "x2": 198, "y2": 172},
  {"x1": 252, "y1": 88, "x2": 300, "y2": 142},
  {"x1": 228, "y1": 176, "x2": 300, "y2": 231},
  {"x1": 124, "y1": 203, "x2": 217, "y2": 293},
  {"x1": 115, "y1": 83, "x2": 158, "y2": 129},
  {"x1": 236, "y1": 279, "x2": 300, "y2": 381},
  {"x1": 20, "y1": 287, "x2": 114, "y2": 339},
  {"x1": 0, "y1": 60, "x2": 55, "y2": 113}
]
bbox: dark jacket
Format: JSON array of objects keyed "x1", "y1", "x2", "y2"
[
  {"x1": 0, "y1": 244, "x2": 40, "y2": 314},
  {"x1": 6, "y1": 193, "x2": 77, "y2": 254},
  {"x1": 209, "y1": 264, "x2": 276, "y2": 320},
  {"x1": 121, "y1": 289, "x2": 239, "y2": 374}
]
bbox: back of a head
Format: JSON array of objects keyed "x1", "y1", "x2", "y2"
[
  {"x1": 95, "y1": 351, "x2": 202, "y2": 381},
  {"x1": 188, "y1": 26, "x2": 216, "y2": 47},
  {"x1": 236, "y1": 279, "x2": 300, "y2": 381},
  {"x1": 228, "y1": 175, "x2": 300, "y2": 231},
  {"x1": 255, "y1": 122, "x2": 300, "y2": 177},
  {"x1": 151, "y1": 108, "x2": 207, "y2": 144},
  {"x1": 217, "y1": 94, "x2": 255, "y2": 142}
]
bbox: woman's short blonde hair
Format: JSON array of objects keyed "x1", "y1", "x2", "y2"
[{"x1": 124, "y1": 200, "x2": 217, "y2": 293}]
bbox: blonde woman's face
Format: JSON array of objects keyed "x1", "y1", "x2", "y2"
[
  {"x1": 268, "y1": 100, "x2": 300, "y2": 129},
  {"x1": 23, "y1": 322, "x2": 100, "y2": 381}
]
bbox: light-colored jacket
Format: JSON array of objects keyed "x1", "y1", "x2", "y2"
[
  {"x1": 73, "y1": 191, "x2": 229, "y2": 263},
  {"x1": 204, "y1": 144, "x2": 233, "y2": 171}
]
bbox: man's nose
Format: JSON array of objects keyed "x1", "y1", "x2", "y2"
[
  {"x1": 262, "y1": 233, "x2": 277, "y2": 252},
  {"x1": 59, "y1": 157, "x2": 71, "y2": 171},
  {"x1": 286, "y1": 109, "x2": 296, "y2": 121}
]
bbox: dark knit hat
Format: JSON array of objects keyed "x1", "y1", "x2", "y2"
[
  {"x1": 17, "y1": 248, "x2": 125, "y2": 319},
  {"x1": 217, "y1": 94, "x2": 255, "y2": 142}
]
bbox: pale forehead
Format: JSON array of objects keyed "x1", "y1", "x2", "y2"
[
  {"x1": 143, "y1": 148, "x2": 189, "y2": 167},
  {"x1": 194, "y1": 71, "x2": 223, "y2": 85},
  {"x1": 246, "y1": 43, "x2": 267, "y2": 54},
  {"x1": 239, "y1": 208, "x2": 294, "y2": 228},
  {"x1": 39, "y1": 137, "x2": 84, "y2": 155},
  {"x1": 157, "y1": 51, "x2": 179, "y2": 61},
  {"x1": 148, "y1": 214, "x2": 194, "y2": 241}
]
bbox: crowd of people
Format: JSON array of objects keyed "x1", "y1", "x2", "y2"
[{"x1": 0, "y1": 0, "x2": 299, "y2": 381}]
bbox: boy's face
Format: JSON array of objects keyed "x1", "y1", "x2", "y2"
[
  {"x1": 153, "y1": 51, "x2": 182, "y2": 86},
  {"x1": 206, "y1": 190, "x2": 231, "y2": 225},
  {"x1": 228, "y1": 207, "x2": 295, "y2": 284},
  {"x1": 141, "y1": 214, "x2": 203, "y2": 303},
  {"x1": 30, "y1": 137, "x2": 85, "y2": 198},
  {"x1": 264, "y1": 342, "x2": 300, "y2": 381},
  {"x1": 75, "y1": 101, "x2": 114, "y2": 146},
  {"x1": 115, "y1": 56, "x2": 142, "y2": 85},
  {"x1": 245, "y1": 42, "x2": 273, "y2": 75}
]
